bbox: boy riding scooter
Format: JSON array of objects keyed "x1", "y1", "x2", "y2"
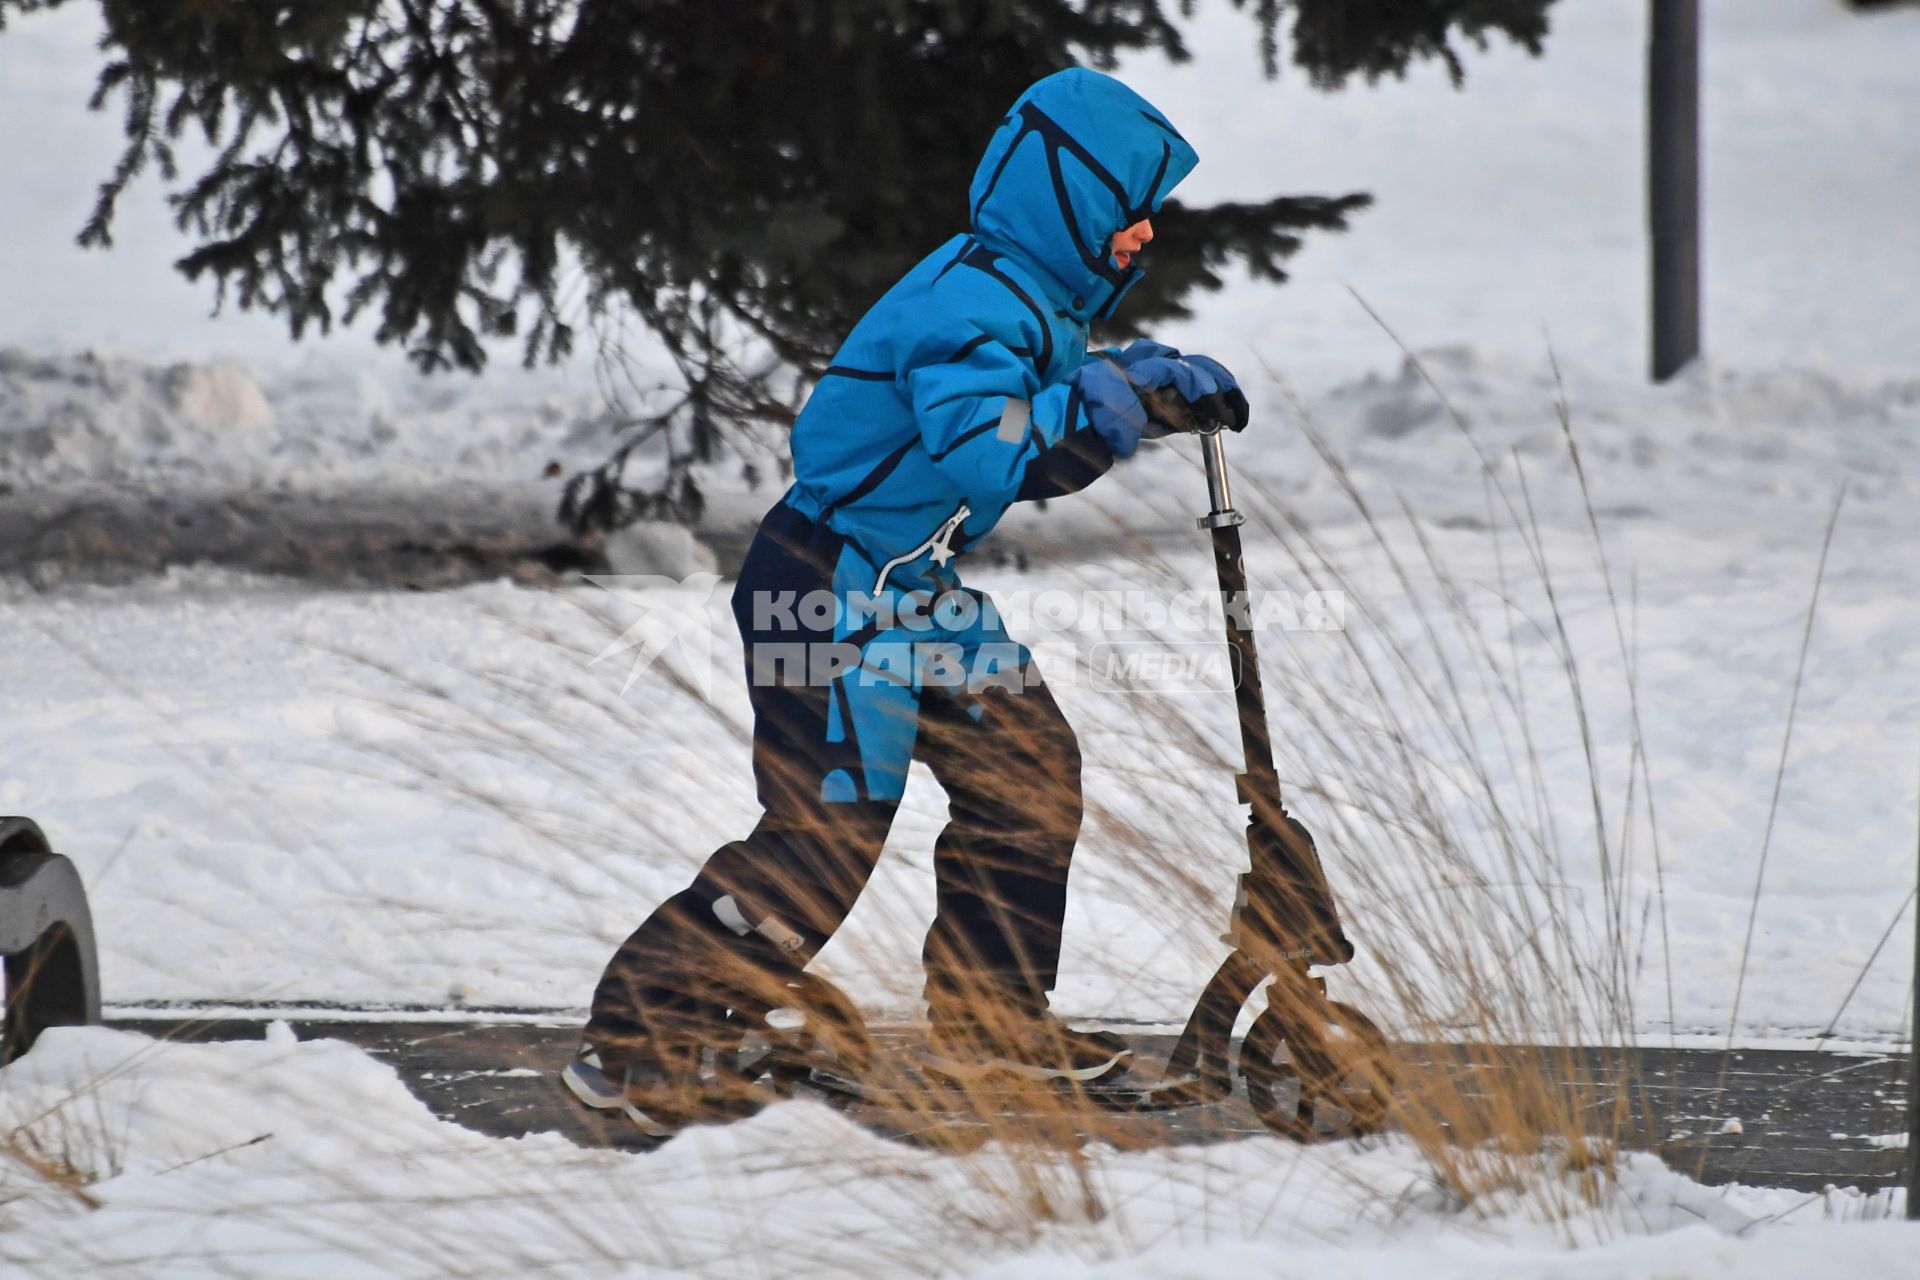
[{"x1": 569, "y1": 67, "x2": 1257, "y2": 1131}]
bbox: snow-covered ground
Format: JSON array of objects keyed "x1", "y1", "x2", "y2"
[
  {"x1": 2, "y1": 0, "x2": 1918, "y2": 1270},
  {"x1": 0, "y1": 1023, "x2": 1908, "y2": 1278}
]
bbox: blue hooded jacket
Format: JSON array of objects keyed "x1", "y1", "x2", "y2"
[{"x1": 779, "y1": 68, "x2": 1199, "y2": 599}]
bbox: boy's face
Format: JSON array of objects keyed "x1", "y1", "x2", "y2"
[{"x1": 1110, "y1": 218, "x2": 1153, "y2": 271}]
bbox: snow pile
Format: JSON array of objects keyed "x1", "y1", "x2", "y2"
[
  {"x1": 6, "y1": 341, "x2": 1913, "y2": 574},
  {"x1": 0, "y1": 1025, "x2": 1907, "y2": 1278},
  {"x1": 0, "y1": 345, "x2": 629, "y2": 492},
  {"x1": 0, "y1": 349, "x2": 268, "y2": 488}
]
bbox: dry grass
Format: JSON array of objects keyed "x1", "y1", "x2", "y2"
[
  {"x1": 1, "y1": 337, "x2": 1890, "y2": 1272},
  {"x1": 318, "y1": 334, "x2": 1782, "y2": 1231}
]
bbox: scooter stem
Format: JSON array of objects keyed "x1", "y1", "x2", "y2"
[
  {"x1": 1197, "y1": 429, "x2": 1243, "y2": 531},
  {"x1": 1193, "y1": 428, "x2": 1355, "y2": 967},
  {"x1": 1193, "y1": 429, "x2": 1279, "y2": 791}
]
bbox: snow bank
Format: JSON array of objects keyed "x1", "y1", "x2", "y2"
[
  {"x1": 0, "y1": 1025, "x2": 1907, "y2": 1278},
  {"x1": 7, "y1": 339, "x2": 1915, "y2": 559},
  {"x1": 0, "y1": 345, "x2": 626, "y2": 491}
]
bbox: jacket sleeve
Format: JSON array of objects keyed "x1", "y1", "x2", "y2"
[
  {"x1": 905, "y1": 331, "x2": 1082, "y2": 497},
  {"x1": 1015, "y1": 422, "x2": 1116, "y2": 502}
]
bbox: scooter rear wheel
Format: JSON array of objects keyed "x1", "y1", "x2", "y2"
[{"x1": 1239, "y1": 997, "x2": 1393, "y2": 1141}]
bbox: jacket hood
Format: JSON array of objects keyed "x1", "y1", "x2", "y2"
[{"x1": 968, "y1": 68, "x2": 1199, "y2": 324}]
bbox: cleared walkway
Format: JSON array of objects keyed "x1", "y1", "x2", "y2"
[{"x1": 108, "y1": 1016, "x2": 1912, "y2": 1194}]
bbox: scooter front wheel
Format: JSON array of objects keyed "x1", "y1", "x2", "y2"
[{"x1": 1239, "y1": 997, "x2": 1393, "y2": 1141}]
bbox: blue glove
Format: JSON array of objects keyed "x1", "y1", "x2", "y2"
[
  {"x1": 1069, "y1": 358, "x2": 1150, "y2": 459},
  {"x1": 1069, "y1": 351, "x2": 1251, "y2": 459},
  {"x1": 1107, "y1": 338, "x2": 1183, "y2": 368},
  {"x1": 1126, "y1": 353, "x2": 1251, "y2": 435}
]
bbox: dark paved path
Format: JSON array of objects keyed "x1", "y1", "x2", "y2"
[{"x1": 109, "y1": 1017, "x2": 1912, "y2": 1194}]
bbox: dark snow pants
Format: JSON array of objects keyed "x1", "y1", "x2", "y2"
[{"x1": 587, "y1": 503, "x2": 1083, "y2": 1053}]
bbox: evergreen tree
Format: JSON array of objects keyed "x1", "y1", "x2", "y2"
[{"x1": 0, "y1": 0, "x2": 1555, "y2": 531}]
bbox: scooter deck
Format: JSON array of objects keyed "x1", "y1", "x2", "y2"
[
  {"x1": 757, "y1": 1036, "x2": 1251, "y2": 1152},
  {"x1": 557, "y1": 1034, "x2": 1236, "y2": 1152}
]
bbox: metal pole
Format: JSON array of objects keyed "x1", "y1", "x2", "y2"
[
  {"x1": 1906, "y1": 750, "x2": 1919, "y2": 1219},
  {"x1": 1649, "y1": 0, "x2": 1702, "y2": 381},
  {"x1": 1196, "y1": 432, "x2": 1269, "y2": 783},
  {"x1": 1199, "y1": 431, "x2": 1237, "y2": 524}
]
